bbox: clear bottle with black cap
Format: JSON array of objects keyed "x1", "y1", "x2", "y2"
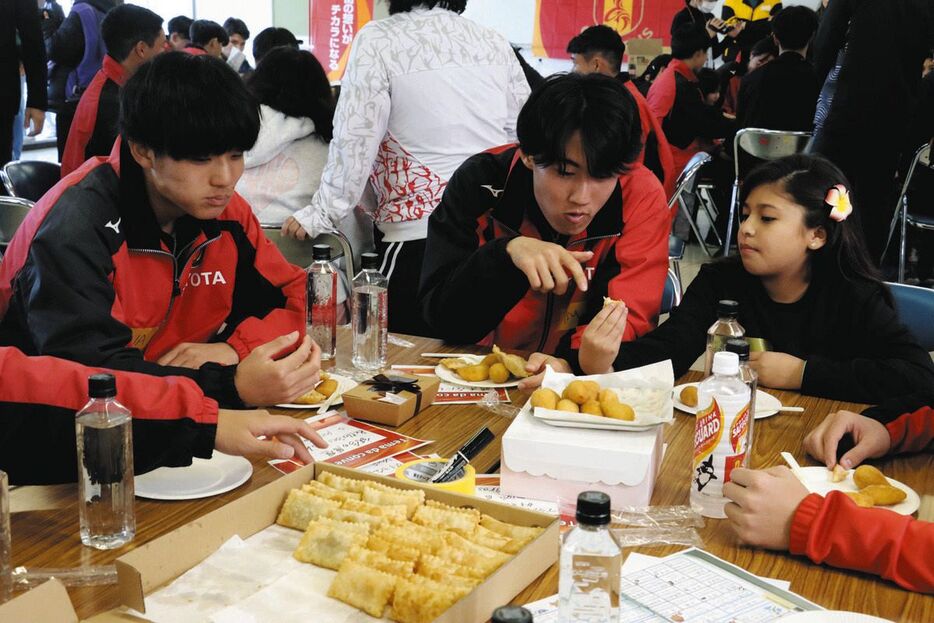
[
  {"x1": 558, "y1": 491, "x2": 620, "y2": 623},
  {"x1": 351, "y1": 252, "x2": 389, "y2": 371},
  {"x1": 725, "y1": 338, "x2": 757, "y2": 460},
  {"x1": 703, "y1": 299, "x2": 745, "y2": 376},
  {"x1": 492, "y1": 605, "x2": 534, "y2": 623},
  {"x1": 75, "y1": 374, "x2": 135, "y2": 549},
  {"x1": 307, "y1": 244, "x2": 337, "y2": 360}
]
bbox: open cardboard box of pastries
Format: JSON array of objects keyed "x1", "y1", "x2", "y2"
[{"x1": 88, "y1": 463, "x2": 556, "y2": 622}]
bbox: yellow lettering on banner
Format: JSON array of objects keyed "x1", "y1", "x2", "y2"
[{"x1": 130, "y1": 327, "x2": 158, "y2": 351}]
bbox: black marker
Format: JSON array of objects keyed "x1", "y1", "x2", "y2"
[{"x1": 431, "y1": 427, "x2": 495, "y2": 484}]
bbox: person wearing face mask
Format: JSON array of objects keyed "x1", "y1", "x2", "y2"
[{"x1": 418, "y1": 73, "x2": 670, "y2": 361}]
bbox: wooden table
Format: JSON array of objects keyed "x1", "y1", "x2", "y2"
[{"x1": 8, "y1": 334, "x2": 934, "y2": 621}]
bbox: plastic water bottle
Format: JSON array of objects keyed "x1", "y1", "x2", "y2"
[
  {"x1": 307, "y1": 244, "x2": 337, "y2": 360},
  {"x1": 351, "y1": 252, "x2": 388, "y2": 371},
  {"x1": 492, "y1": 606, "x2": 533, "y2": 623},
  {"x1": 703, "y1": 300, "x2": 745, "y2": 376},
  {"x1": 558, "y1": 491, "x2": 620, "y2": 623},
  {"x1": 725, "y1": 338, "x2": 757, "y2": 460},
  {"x1": 691, "y1": 351, "x2": 752, "y2": 519},
  {"x1": 75, "y1": 374, "x2": 135, "y2": 549}
]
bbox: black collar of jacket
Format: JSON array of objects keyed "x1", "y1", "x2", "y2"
[
  {"x1": 490, "y1": 147, "x2": 624, "y2": 242},
  {"x1": 117, "y1": 139, "x2": 220, "y2": 251}
]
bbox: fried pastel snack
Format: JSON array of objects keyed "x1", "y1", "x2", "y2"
[
  {"x1": 845, "y1": 491, "x2": 875, "y2": 508},
  {"x1": 317, "y1": 471, "x2": 370, "y2": 494},
  {"x1": 366, "y1": 534, "x2": 421, "y2": 562},
  {"x1": 479, "y1": 514, "x2": 545, "y2": 544},
  {"x1": 276, "y1": 489, "x2": 341, "y2": 531},
  {"x1": 480, "y1": 352, "x2": 502, "y2": 367},
  {"x1": 424, "y1": 498, "x2": 481, "y2": 521},
  {"x1": 830, "y1": 464, "x2": 847, "y2": 483},
  {"x1": 390, "y1": 576, "x2": 472, "y2": 623},
  {"x1": 375, "y1": 522, "x2": 446, "y2": 556},
  {"x1": 456, "y1": 363, "x2": 490, "y2": 382},
  {"x1": 860, "y1": 484, "x2": 907, "y2": 506},
  {"x1": 439, "y1": 357, "x2": 470, "y2": 370},
  {"x1": 412, "y1": 504, "x2": 479, "y2": 538},
  {"x1": 346, "y1": 545, "x2": 415, "y2": 577},
  {"x1": 327, "y1": 560, "x2": 399, "y2": 618},
  {"x1": 853, "y1": 465, "x2": 888, "y2": 489},
  {"x1": 323, "y1": 506, "x2": 388, "y2": 528},
  {"x1": 493, "y1": 344, "x2": 530, "y2": 379},
  {"x1": 468, "y1": 524, "x2": 510, "y2": 551},
  {"x1": 301, "y1": 480, "x2": 362, "y2": 503},
  {"x1": 293, "y1": 389, "x2": 326, "y2": 405},
  {"x1": 343, "y1": 498, "x2": 408, "y2": 521},
  {"x1": 293, "y1": 518, "x2": 369, "y2": 569},
  {"x1": 316, "y1": 377, "x2": 339, "y2": 398},
  {"x1": 439, "y1": 532, "x2": 511, "y2": 577},
  {"x1": 363, "y1": 481, "x2": 425, "y2": 518},
  {"x1": 417, "y1": 553, "x2": 484, "y2": 581}
]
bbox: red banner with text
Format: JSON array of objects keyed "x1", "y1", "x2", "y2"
[
  {"x1": 532, "y1": 0, "x2": 685, "y2": 58},
  {"x1": 309, "y1": 0, "x2": 374, "y2": 82}
]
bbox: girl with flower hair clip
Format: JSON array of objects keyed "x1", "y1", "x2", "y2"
[{"x1": 521, "y1": 154, "x2": 934, "y2": 404}]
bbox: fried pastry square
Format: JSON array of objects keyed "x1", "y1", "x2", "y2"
[
  {"x1": 417, "y1": 553, "x2": 484, "y2": 581},
  {"x1": 366, "y1": 535, "x2": 422, "y2": 562},
  {"x1": 347, "y1": 545, "x2": 415, "y2": 577},
  {"x1": 293, "y1": 518, "x2": 369, "y2": 569},
  {"x1": 390, "y1": 576, "x2": 472, "y2": 623},
  {"x1": 375, "y1": 523, "x2": 445, "y2": 556},
  {"x1": 323, "y1": 506, "x2": 387, "y2": 528},
  {"x1": 327, "y1": 560, "x2": 398, "y2": 618},
  {"x1": 480, "y1": 514, "x2": 544, "y2": 544},
  {"x1": 424, "y1": 498, "x2": 481, "y2": 521},
  {"x1": 467, "y1": 524, "x2": 511, "y2": 552},
  {"x1": 343, "y1": 498, "x2": 408, "y2": 521},
  {"x1": 275, "y1": 489, "x2": 341, "y2": 531},
  {"x1": 317, "y1": 471, "x2": 370, "y2": 494},
  {"x1": 293, "y1": 389, "x2": 326, "y2": 405},
  {"x1": 301, "y1": 479, "x2": 362, "y2": 503},
  {"x1": 363, "y1": 482, "x2": 425, "y2": 518},
  {"x1": 439, "y1": 357, "x2": 470, "y2": 370},
  {"x1": 438, "y1": 532, "x2": 511, "y2": 577},
  {"x1": 412, "y1": 504, "x2": 479, "y2": 537}
]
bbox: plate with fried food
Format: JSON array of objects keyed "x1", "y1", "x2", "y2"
[
  {"x1": 434, "y1": 345, "x2": 530, "y2": 388},
  {"x1": 276, "y1": 372, "x2": 357, "y2": 409},
  {"x1": 798, "y1": 464, "x2": 920, "y2": 516},
  {"x1": 673, "y1": 383, "x2": 783, "y2": 419}
]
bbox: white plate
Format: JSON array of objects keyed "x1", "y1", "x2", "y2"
[
  {"x1": 781, "y1": 611, "x2": 892, "y2": 622},
  {"x1": 135, "y1": 452, "x2": 253, "y2": 501},
  {"x1": 796, "y1": 466, "x2": 920, "y2": 516},
  {"x1": 434, "y1": 354, "x2": 521, "y2": 389},
  {"x1": 673, "y1": 382, "x2": 783, "y2": 419},
  {"x1": 276, "y1": 373, "x2": 357, "y2": 409}
]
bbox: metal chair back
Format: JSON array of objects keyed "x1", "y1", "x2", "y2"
[
  {"x1": 660, "y1": 267, "x2": 682, "y2": 315},
  {"x1": 1, "y1": 161, "x2": 62, "y2": 203},
  {"x1": 881, "y1": 143, "x2": 934, "y2": 282},
  {"x1": 887, "y1": 281, "x2": 934, "y2": 351},
  {"x1": 668, "y1": 152, "x2": 720, "y2": 257},
  {"x1": 0, "y1": 196, "x2": 35, "y2": 250}
]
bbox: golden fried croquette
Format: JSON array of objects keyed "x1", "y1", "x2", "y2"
[
  {"x1": 456, "y1": 364, "x2": 490, "y2": 382},
  {"x1": 860, "y1": 484, "x2": 906, "y2": 506},
  {"x1": 580, "y1": 400, "x2": 603, "y2": 416},
  {"x1": 845, "y1": 491, "x2": 875, "y2": 508},
  {"x1": 853, "y1": 465, "x2": 888, "y2": 489},
  {"x1": 556, "y1": 399, "x2": 580, "y2": 413},
  {"x1": 530, "y1": 388, "x2": 560, "y2": 410},
  {"x1": 563, "y1": 380, "x2": 598, "y2": 405},
  {"x1": 488, "y1": 363, "x2": 510, "y2": 384},
  {"x1": 603, "y1": 402, "x2": 635, "y2": 421},
  {"x1": 680, "y1": 385, "x2": 699, "y2": 408}
]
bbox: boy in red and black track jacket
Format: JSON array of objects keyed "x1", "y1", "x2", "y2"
[
  {"x1": 0, "y1": 53, "x2": 305, "y2": 410},
  {"x1": 60, "y1": 4, "x2": 165, "y2": 177},
  {"x1": 419, "y1": 74, "x2": 670, "y2": 361}
]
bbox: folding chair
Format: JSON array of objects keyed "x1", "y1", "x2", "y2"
[
  {"x1": 660, "y1": 267, "x2": 682, "y2": 315},
  {"x1": 724, "y1": 128, "x2": 812, "y2": 256},
  {"x1": 261, "y1": 225, "x2": 356, "y2": 286},
  {"x1": 881, "y1": 143, "x2": 934, "y2": 283},
  {"x1": 0, "y1": 196, "x2": 35, "y2": 251},
  {"x1": 887, "y1": 281, "x2": 934, "y2": 351},
  {"x1": 1, "y1": 161, "x2": 62, "y2": 202},
  {"x1": 668, "y1": 151, "x2": 720, "y2": 257}
]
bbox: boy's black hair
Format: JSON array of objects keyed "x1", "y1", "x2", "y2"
[
  {"x1": 566, "y1": 25, "x2": 626, "y2": 73},
  {"x1": 638, "y1": 53, "x2": 672, "y2": 82},
  {"x1": 771, "y1": 6, "x2": 818, "y2": 51},
  {"x1": 517, "y1": 73, "x2": 641, "y2": 179},
  {"x1": 101, "y1": 4, "x2": 163, "y2": 63},
  {"x1": 388, "y1": 1, "x2": 467, "y2": 15},
  {"x1": 750, "y1": 36, "x2": 779, "y2": 59},
  {"x1": 223, "y1": 17, "x2": 250, "y2": 41},
  {"x1": 671, "y1": 23, "x2": 709, "y2": 60},
  {"x1": 696, "y1": 67, "x2": 719, "y2": 97},
  {"x1": 189, "y1": 19, "x2": 229, "y2": 47},
  {"x1": 120, "y1": 52, "x2": 259, "y2": 159},
  {"x1": 740, "y1": 155, "x2": 886, "y2": 295},
  {"x1": 248, "y1": 47, "x2": 334, "y2": 141},
  {"x1": 166, "y1": 15, "x2": 192, "y2": 38},
  {"x1": 252, "y1": 27, "x2": 300, "y2": 63}
]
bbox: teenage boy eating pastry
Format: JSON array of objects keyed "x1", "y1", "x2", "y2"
[
  {"x1": 419, "y1": 73, "x2": 670, "y2": 364},
  {"x1": 0, "y1": 52, "x2": 313, "y2": 409}
]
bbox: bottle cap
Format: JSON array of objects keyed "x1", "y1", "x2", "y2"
[
  {"x1": 724, "y1": 338, "x2": 750, "y2": 361},
  {"x1": 717, "y1": 300, "x2": 739, "y2": 319},
  {"x1": 88, "y1": 373, "x2": 117, "y2": 399},
  {"x1": 491, "y1": 606, "x2": 533, "y2": 623},
  {"x1": 361, "y1": 252, "x2": 380, "y2": 270},
  {"x1": 712, "y1": 351, "x2": 740, "y2": 376},
  {"x1": 575, "y1": 490, "x2": 611, "y2": 525},
  {"x1": 312, "y1": 244, "x2": 331, "y2": 261}
]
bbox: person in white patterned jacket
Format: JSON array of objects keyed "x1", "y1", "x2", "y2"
[{"x1": 282, "y1": 0, "x2": 530, "y2": 337}]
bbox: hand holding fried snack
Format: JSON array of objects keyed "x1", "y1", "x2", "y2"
[{"x1": 804, "y1": 410, "x2": 892, "y2": 469}]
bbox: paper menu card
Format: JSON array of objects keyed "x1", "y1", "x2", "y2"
[
  {"x1": 475, "y1": 474, "x2": 558, "y2": 515},
  {"x1": 391, "y1": 365, "x2": 510, "y2": 404}
]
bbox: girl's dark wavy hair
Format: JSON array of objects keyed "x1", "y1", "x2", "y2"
[
  {"x1": 247, "y1": 47, "x2": 335, "y2": 142},
  {"x1": 389, "y1": 1, "x2": 467, "y2": 15},
  {"x1": 517, "y1": 73, "x2": 642, "y2": 179},
  {"x1": 739, "y1": 154, "x2": 888, "y2": 301}
]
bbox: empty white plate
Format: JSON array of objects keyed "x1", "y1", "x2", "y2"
[
  {"x1": 673, "y1": 383, "x2": 784, "y2": 419},
  {"x1": 135, "y1": 452, "x2": 253, "y2": 501}
]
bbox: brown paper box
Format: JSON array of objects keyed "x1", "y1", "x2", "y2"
[
  {"x1": 342, "y1": 375, "x2": 440, "y2": 427},
  {"x1": 110, "y1": 463, "x2": 558, "y2": 623}
]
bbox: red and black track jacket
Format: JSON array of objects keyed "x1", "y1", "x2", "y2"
[
  {"x1": 0, "y1": 346, "x2": 219, "y2": 485},
  {"x1": 0, "y1": 141, "x2": 306, "y2": 408},
  {"x1": 60, "y1": 54, "x2": 126, "y2": 177},
  {"x1": 419, "y1": 145, "x2": 670, "y2": 359}
]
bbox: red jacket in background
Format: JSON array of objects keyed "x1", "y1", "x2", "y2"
[
  {"x1": 790, "y1": 404, "x2": 934, "y2": 593},
  {"x1": 61, "y1": 54, "x2": 126, "y2": 177}
]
